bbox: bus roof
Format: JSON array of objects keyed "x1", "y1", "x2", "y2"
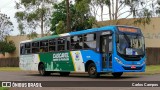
[
  {"x1": 20, "y1": 25, "x2": 140, "y2": 43},
  {"x1": 31, "y1": 26, "x2": 115, "y2": 42}
]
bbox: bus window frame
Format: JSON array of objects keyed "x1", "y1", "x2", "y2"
[
  {"x1": 20, "y1": 43, "x2": 25, "y2": 55},
  {"x1": 66, "y1": 36, "x2": 71, "y2": 50},
  {"x1": 83, "y1": 33, "x2": 97, "y2": 49},
  {"x1": 40, "y1": 40, "x2": 49, "y2": 53},
  {"x1": 25, "y1": 43, "x2": 31, "y2": 54},
  {"x1": 49, "y1": 39, "x2": 57, "y2": 52},
  {"x1": 70, "y1": 35, "x2": 83, "y2": 50},
  {"x1": 20, "y1": 30, "x2": 114, "y2": 55},
  {"x1": 97, "y1": 30, "x2": 113, "y2": 53},
  {"x1": 57, "y1": 37, "x2": 66, "y2": 51},
  {"x1": 32, "y1": 41, "x2": 40, "y2": 54}
]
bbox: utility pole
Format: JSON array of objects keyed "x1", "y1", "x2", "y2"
[{"x1": 66, "y1": 0, "x2": 71, "y2": 32}]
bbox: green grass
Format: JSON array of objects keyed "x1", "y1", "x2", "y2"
[
  {"x1": 0, "y1": 87, "x2": 9, "y2": 90},
  {"x1": 0, "y1": 67, "x2": 21, "y2": 71},
  {"x1": 145, "y1": 65, "x2": 160, "y2": 74},
  {"x1": 124, "y1": 65, "x2": 160, "y2": 75}
]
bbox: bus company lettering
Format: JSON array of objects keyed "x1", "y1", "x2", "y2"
[{"x1": 53, "y1": 53, "x2": 69, "y2": 61}]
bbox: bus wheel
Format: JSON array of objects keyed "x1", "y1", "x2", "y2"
[
  {"x1": 39, "y1": 64, "x2": 50, "y2": 76},
  {"x1": 88, "y1": 63, "x2": 100, "y2": 78},
  {"x1": 112, "y1": 72, "x2": 123, "y2": 78},
  {"x1": 60, "y1": 72, "x2": 70, "y2": 76}
]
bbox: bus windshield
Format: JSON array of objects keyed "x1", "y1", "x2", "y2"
[{"x1": 117, "y1": 33, "x2": 145, "y2": 56}]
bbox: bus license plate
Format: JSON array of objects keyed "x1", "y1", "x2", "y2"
[{"x1": 131, "y1": 65, "x2": 136, "y2": 69}]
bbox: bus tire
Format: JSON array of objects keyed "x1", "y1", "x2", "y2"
[
  {"x1": 88, "y1": 63, "x2": 100, "y2": 78},
  {"x1": 60, "y1": 72, "x2": 70, "y2": 76},
  {"x1": 112, "y1": 72, "x2": 123, "y2": 78},
  {"x1": 39, "y1": 63, "x2": 50, "y2": 76}
]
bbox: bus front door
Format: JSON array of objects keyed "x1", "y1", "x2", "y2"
[{"x1": 100, "y1": 35, "x2": 112, "y2": 71}]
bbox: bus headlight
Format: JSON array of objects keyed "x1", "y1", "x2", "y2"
[
  {"x1": 115, "y1": 57, "x2": 123, "y2": 65},
  {"x1": 142, "y1": 60, "x2": 146, "y2": 65}
]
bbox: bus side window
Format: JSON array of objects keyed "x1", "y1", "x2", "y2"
[
  {"x1": 49, "y1": 39, "x2": 56, "y2": 52},
  {"x1": 32, "y1": 42, "x2": 40, "y2": 53},
  {"x1": 40, "y1": 40, "x2": 48, "y2": 52},
  {"x1": 71, "y1": 35, "x2": 83, "y2": 50},
  {"x1": 67, "y1": 37, "x2": 70, "y2": 50},
  {"x1": 84, "y1": 33, "x2": 96, "y2": 49},
  {"x1": 24, "y1": 43, "x2": 31, "y2": 54},
  {"x1": 20, "y1": 44, "x2": 25, "y2": 55},
  {"x1": 57, "y1": 38, "x2": 65, "y2": 51}
]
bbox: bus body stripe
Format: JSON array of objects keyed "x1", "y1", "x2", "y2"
[
  {"x1": 70, "y1": 51, "x2": 76, "y2": 71},
  {"x1": 70, "y1": 51, "x2": 85, "y2": 72},
  {"x1": 38, "y1": 54, "x2": 40, "y2": 62}
]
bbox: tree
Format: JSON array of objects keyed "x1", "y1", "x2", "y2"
[
  {"x1": 15, "y1": 0, "x2": 56, "y2": 37},
  {"x1": 56, "y1": 21, "x2": 65, "y2": 34},
  {"x1": 50, "y1": 0, "x2": 68, "y2": 34},
  {"x1": 66, "y1": 0, "x2": 71, "y2": 32},
  {"x1": 96, "y1": 0, "x2": 106, "y2": 21},
  {"x1": 50, "y1": 0, "x2": 96, "y2": 34},
  {"x1": 89, "y1": 0, "x2": 157, "y2": 25},
  {"x1": 0, "y1": 13, "x2": 13, "y2": 40},
  {"x1": 0, "y1": 41, "x2": 16, "y2": 55},
  {"x1": 27, "y1": 32, "x2": 38, "y2": 39},
  {"x1": 89, "y1": 0, "x2": 99, "y2": 18},
  {"x1": 74, "y1": 0, "x2": 96, "y2": 30}
]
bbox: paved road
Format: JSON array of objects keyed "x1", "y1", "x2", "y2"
[
  {"x1": 0, "y1": 71, "x2": 160, "y2": 90},
  {"x1": 0, "y1": 71, "x2": 160, "y2": 81}
]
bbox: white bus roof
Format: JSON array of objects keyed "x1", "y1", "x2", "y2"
[{"x1": 20, "y1": 40, "x2": 32, "y2": 43}]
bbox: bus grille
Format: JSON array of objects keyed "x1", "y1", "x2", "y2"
[{"x1": 122, "y1": 66, "x2": 143, "y2": 70}]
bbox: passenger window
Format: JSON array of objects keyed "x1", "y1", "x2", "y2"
[
  {"x1": 24, "y1": 43, "x2": 31, "y2": 54},
  {"x1": 32, "y1": 42, "x2": 40, "y2": 53},
  {"x1": 57, "y1": 38, "x2": 65, "y2": 51},
  {"x1": 49, "y1": 39, "x2": 56, "y2": 52},
  {"x1": 40, "y1": 40, "x2": 48, "y2": 52},
  {"x1": 84, "y1": 33, "x2": 96, "y2": 49},
  {"x1": 71, "y1": 35, "x2": 83, "y2": 50},
  {"x1": 84, "y1": 34, "x2": 96, "y2": 41},
  {"x1": 20, "y1": 43, "x2": 25, "y2": 55}
]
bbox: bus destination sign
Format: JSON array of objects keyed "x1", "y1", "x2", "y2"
[{"x1": 118, "y1": 27, "x2": 138, "y2": 33}]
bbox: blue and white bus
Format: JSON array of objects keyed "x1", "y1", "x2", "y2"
[{"x1": 19, "y1": 25, "x2": 146, "y2": 78}]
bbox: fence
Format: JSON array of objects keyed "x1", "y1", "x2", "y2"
[
  {"x1": 0, "y1": 57, "x2": 19, "y2": 67},
  {"x1": 146, "y1": 48, "x2": 160, "y2": 65}
]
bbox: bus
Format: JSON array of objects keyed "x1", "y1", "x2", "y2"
[{"x1": 19, "y1": 25, "x2": 146, "y2": 78}]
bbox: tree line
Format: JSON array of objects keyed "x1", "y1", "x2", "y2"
[{"x1": 14, "y1": 0, "x2": 160, "y2": 36}]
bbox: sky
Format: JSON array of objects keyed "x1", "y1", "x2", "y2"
[
  {"x1": 0, "y1": 0, "x2": 132, "y2": 36},
  {"x1": 0, "y1": 0, "x2": 19, "y2": 35}
]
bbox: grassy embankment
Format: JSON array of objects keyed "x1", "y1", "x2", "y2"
[
  {"x1": 123, "y1": 65, "x2": 160, "y2": 75},
  {"x1": 144, "y1": 65, "x2": 160, "y2": 75},
  {"x1": 0, "y1": 67, "x2": 20, "y2": 71}
]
